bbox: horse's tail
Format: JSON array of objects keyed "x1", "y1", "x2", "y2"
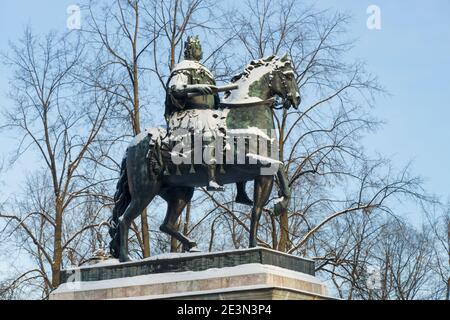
[{"x1": 108, "y1": 156, "x2": 131, "y2": 258}]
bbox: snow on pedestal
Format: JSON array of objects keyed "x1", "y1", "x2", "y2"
[{"x1": 50, "y1": 248, "x2": 333, "y2": 300}]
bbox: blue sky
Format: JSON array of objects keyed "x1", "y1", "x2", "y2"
[
  {"x1": 1, "y1": 0, "x2": 449, "y2": 210},
  {"x1": 317, "y1": 0, "x2": 450, "y2": 203}
]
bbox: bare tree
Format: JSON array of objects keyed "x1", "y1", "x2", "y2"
[
  {"x1": 0, "y1": 29, "x2": 113, "y2": 290},
  {"x1": 316, "y1": 210, "x2": 443, "y2": 300},
  {"x1": 422, "y1": 201, "x2": 450, "y2": 300},
  {"x1": 84, "y1": 0, "x2": 162, "y2": 257}
]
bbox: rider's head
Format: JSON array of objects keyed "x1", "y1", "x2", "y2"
[{"x1": 184, "y1": 36, "x2": 203, "y2": 61}]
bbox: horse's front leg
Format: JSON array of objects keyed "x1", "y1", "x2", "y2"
[
  {"x1": 274, "y1": 164, "x2": 291, "y2": 216},
  {"x1": 249, "y1": 175, "x2": 274, "y2": 247}
]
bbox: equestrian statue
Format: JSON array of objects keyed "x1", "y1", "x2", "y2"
[{"x1": 109, "y1": 36, "x2": 300, "y2": 262}]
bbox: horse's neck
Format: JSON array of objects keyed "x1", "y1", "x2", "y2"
[
  {"x1": 246, "y1": 74, "x2": 271, "y2": 101},
  {"x1": 226, "y1": 67, "x2": 273, "y2": 104}
]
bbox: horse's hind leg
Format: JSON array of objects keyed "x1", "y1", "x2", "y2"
[
  {"x1": 119, "y1": 194, "x2": 155, "y2": 262},
  {"x1": 249, "y1": 175, "x2": 274, "y2": 247},
  {"x1": 160, "y1": 187, "x2": 197, "y2": 252}
]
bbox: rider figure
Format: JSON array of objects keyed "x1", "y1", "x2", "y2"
[{"x1": 165, "y1": 36, "x2": 253, "y2": 204}]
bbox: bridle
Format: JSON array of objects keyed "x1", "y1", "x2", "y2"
[
  {"x1": 221, "y1": 61, "x2": 298, "y2": 110},
  {"x1": 268, "y1": 66, "x2": 296, "y2": 110}
]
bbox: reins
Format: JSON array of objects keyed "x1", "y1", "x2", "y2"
[{"x1": 219, "y1": 98, "x2": 276, "y2": 109}]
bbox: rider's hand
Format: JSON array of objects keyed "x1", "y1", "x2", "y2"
[{"x1": 195, "y1": 84, "x2": 213, "y2": 95}]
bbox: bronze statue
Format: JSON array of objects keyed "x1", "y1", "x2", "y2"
[{"x1": 109, "y1": 37, "x2": 300, "y2": 262}]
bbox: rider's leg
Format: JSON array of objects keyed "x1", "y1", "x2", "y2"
[
  {"x1": 235, "y1": 181, "x2": 253, "y2": 205},
  {"x1": 204, "y1": 138, "x2": 224, "y2": 191},
  {"x1": 207, "y1": 164, "x2": 224, "y2": 191}
]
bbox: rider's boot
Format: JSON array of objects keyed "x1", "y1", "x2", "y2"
[
  {"x1": 235, "y1": 182, "x2": 253, "y2": 206},
  {"x1": 206, "y1": 164, "x2": 224, "y2": 191}
]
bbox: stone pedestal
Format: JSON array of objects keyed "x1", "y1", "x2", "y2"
[{"x1": 50, "y1": 248, "x2": 332, "y2": 300}]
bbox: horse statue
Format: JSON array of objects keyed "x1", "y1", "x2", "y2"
[{"x1": 109, "y1": 54, "x2": 300, "y2": 262}]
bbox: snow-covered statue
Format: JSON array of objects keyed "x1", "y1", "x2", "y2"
[{"x1": 109, "y1": 38, "x2": 301, "y2": 262}]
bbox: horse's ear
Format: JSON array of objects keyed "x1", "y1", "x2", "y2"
[
  {"x1": 280, "y1": 53, "x2": 289, "y2": 62},
  {"x1": 264, "y1": 54, "x2": 275, "y2": 62}
]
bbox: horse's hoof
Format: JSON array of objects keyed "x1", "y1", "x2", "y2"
[
  {"x1": 235, "y1": 195, "x2": 253, "y2": 206},
  {"x1": 249, "y1": 240, "x2": 258, "y2": 248},
  {"x1": 183, "y1": 241, "x2": 199, "y2": 252},
  {"x1": 119, "y1": 255, "x2": 132, "y2": 263}
]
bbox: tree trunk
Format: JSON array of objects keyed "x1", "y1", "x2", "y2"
[
  {"x1": 51, "y1": 200, "x2": 63, "y2": 288},
  {"x1": 183, "y1": 201, "x2": 191, "y2": 236},
  {"x1": 447, "y1": 221, "x2": 449, "y2": 300},
  {"x1": 132, "y1": 31, "x2": 150, "y2": 258},
  {"x1": 270, "y1": 214, "x2": 278, "y2": 249},
  {"x1": 141, "y1": 208, "x2": 151, "y2": 258},
  {"x1": 277, "y1": 108, "x2": 290, "y2": 252},
  {"x1": 278, "y1": 210, "x2": 290, "y2": 252},
  {"x1": 170, "y1": 217, "x2": 180, "y2": 252}
]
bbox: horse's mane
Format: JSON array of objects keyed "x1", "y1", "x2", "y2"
[{"x1": 231, "y1": 54, "x2": 291, "y2": 83}]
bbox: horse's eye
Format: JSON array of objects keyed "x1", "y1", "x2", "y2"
[{"x1": 283, "y1": 71, "x2": 294, "y2": 78}]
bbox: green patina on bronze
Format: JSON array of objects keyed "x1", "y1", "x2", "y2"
[
  {"x1": 226, "y1": 74, "x2": 274, "y2": 131},
  {"x1": 226, "y1": 105, "x2": 274, "y2": 130},
  {"x1": 188, "y1": 68, "x2": 217, "y2": 108},
  {"x1": 248, "y1": 75, "x2": 269, "y2": 101}
]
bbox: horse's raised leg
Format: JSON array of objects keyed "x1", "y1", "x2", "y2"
[
  {"x1": 119, "y1": 194, "x2": 155, "y2": 262},
  {"x1": 274, "y1": 164, "x2": 291, "y2": 215},
  {"x1": 160, "y1": 186, "x2": 197, "y2": 252},
  {"x1": 249, "y1": 175, "x2": 274, "y2": 247}
]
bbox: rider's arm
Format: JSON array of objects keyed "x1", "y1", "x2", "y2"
[
  {"x1": 168, "y1": 72, "x2": 189, "y2": 99},
  {"x1": 169, "y1": 72, "x2": 214, "y2": 98}
]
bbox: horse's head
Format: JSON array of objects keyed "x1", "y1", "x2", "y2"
[
  {"x1": 269, "y1": 54, "x2": 300, "y2": 109},
  {"x1": 224, "y1": 54, "x2": 300, "y2": 109}
]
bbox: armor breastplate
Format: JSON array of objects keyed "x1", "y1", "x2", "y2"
[
  {"x1": 165, "y1": 61, "x2": 220, "y2": 120},
  {"x1": 174, "y1": 66, "x2": 216, "y2": 109},
  {"x1": 189, "y1": 70, "x2": 216, "y2": 109}
]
